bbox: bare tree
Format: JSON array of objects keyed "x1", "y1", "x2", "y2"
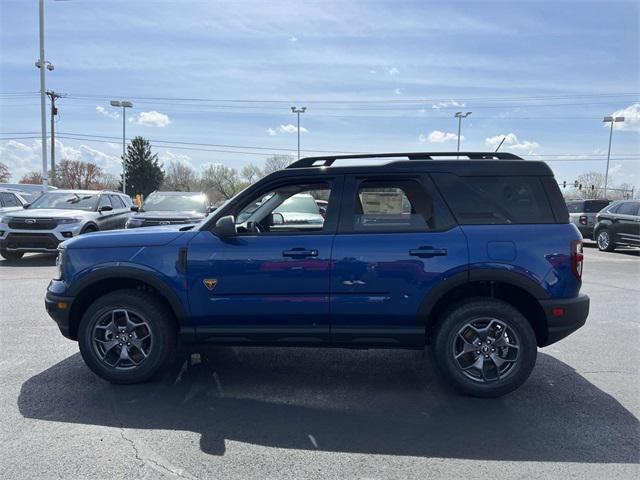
[
  {"x1": 263, "y1": 154, "x2": 294, "y2": 175},
  {"x1": 241, "y1": 164, "x2": 263, "y2": 184},
  {"x1": 573, "y1": 171, "x2": 605, "y2": 199},
  {"x1": 95, "y1": 173, "x2": 120, "y2": 191},
  {"x1": 163, "y1": 160, "x2": 199, "y2": 191},
  {"x1": 201, "y1": 164, "x2": 247, "y2": 201},
  {"x1": 55, "y1": 159, "x2": 103, "y2": 189},
  {"x1": 0, "y1": 162, "x2": 10, "y2": 182},
  {"x1": 19, "y1": 171, "x2": 43, "y2": 184}
]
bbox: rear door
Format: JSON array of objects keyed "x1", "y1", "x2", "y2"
[
  {"x1": 615, "y1": 201, "x2": 640, "y2": 245},
  {"x1": 330, "y1": 174, "x2": 467, "y2": 347},
  {"x1": 109, "y1": 194, "x2": 130, "y2": 229},
  {"x1": 95, "y1": 195, "x2": 117, "y2": 230}
]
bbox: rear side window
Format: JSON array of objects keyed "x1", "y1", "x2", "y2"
[
  {"x1": 566, "y1": 201, "x2": 584, "y2": 213},
  {"x1": 432, "y1": 173, "x2": 556, "y2": 224},
  {"x1": 584, "y1": 200, "x2": 610, "y2": 213}
]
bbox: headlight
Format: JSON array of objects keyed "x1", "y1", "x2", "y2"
[
  {"x1": 57, "y1": 218, "x2": 81, "y2": 224},
  {"x1": 54, "y1": 249, "x2": 65, "y2": 280},
  {"x1": 126, "y1": 218, "x2": 144, "y2": 228}
]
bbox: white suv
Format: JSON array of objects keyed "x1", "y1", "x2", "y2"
[{"x1": 0, "y1": 189, "x2": 133, "y2": 261}]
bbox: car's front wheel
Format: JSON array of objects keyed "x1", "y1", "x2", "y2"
[
  {"x1": 78, "y1": 289, "x2": 176, "y2": 384},
  {"x1": 432, "y1": 298, "x2": 537, "y2": 398},
  {"x1": 596, "y1": 229, "x2": 615, "y2": 252},
  {"x1": 0, "y1": 249, "x2": 24, "y2": 261}
]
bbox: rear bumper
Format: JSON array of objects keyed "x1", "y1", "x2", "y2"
[
  {"x1": 539, "y1": 294, "x2": 589, "y2": 346},
  {"x1": 45, "y1": 291, "x2": 75, "y2": 340}
]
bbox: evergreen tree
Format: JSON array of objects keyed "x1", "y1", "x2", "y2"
[{"x1": 121, "y1": 136, "x2": 165, "y2": 196}]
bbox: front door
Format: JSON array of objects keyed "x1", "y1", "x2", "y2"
[
  {"x1": 187, "y1": 176, "x2": 342, "y2": 344},
  {"x1": 330, "y1": 174, "x2": 468, "y2": 347}
]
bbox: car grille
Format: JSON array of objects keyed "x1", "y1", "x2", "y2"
[
  {"x1": 8, "y1": 217, "x2": 58, "y2": 230},
  {"x1": 142, "y1": 218, "x2": 190, "y2": 226},
  {"x1": 4, "y1": 233, "x2": 59, "y2": 251}
]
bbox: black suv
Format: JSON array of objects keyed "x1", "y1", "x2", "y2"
[{"x1": 593, "y1": 200, "x2": 640, "y2": 251}]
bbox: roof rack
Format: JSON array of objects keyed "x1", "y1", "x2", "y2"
[{"x1": 287, "y1": 151, "x2": 523, "y2": 169}]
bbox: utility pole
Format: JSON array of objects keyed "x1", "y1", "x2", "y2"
[
  {"x1": 35, "y1": 0, "x2": 54, "y2": 191},
  {"x1": 291, "y1": 106, "x2": 306, "y2": 160},
  {"x1": 454, "y1": 111, "x2": 472, "y2": 159},
  {"x1": 602, "y1": 116, "x2": 625, "y2": 199},
  {"x1": 110, "y1": 100, "x2": 134, "y2": 194},
  {"x1": 46, "y1": 90, "x2": 64, "y2": 185}
]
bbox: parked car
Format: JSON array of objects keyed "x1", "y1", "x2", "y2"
[
  {"x1": 0, "y1": 183, "x2": 57, "y2": 203},
  {"x1": 593, "y1": 200, "x2": 640, "y2": 252},
  {"x1": 45, "y1": 152, "x2": 589, "y2": 398},
  {"x1": 236, "y1": 193, "x2": 325, "y2": 229},
  {"x1": 0, "y1": 189, "x2": 133, "y2": 261},
  {"x1": 125, "y1": 191, "x2": 213, "y2": 229},
  {"x1": 566, "y1": 199, "x2": 611, "y2": 239},
  {"x1": 0, "y1": 188, "x2": 31, "y2": 214}
]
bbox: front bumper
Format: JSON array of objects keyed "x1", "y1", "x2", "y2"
[
  {"x1": 45, "y1": 291, "x2": 75, "y2": 340},
  {"x1": 539, "y1": 294, "x2": 590, "y2": 346}
]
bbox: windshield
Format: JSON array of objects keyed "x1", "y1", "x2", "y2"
[
  {"x1": 29, "y1": 192, "x2": 98, "y2": 211},
  {"x1": 275, "y1": 195, "x2": 320, "y2": 214},
  {"x1": 142, "y1": 193, "x2": 207, "y2": 213}
]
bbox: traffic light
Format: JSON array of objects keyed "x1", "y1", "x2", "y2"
[{"x1": 562, "y1": 181, "x2": 567, "y2": 188}]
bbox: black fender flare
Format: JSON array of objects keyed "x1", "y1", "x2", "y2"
[
  {"x1": 80, "y1": 222, "x2": 99, "y2": 233},
  {"x1": 68, "y1": 264, "x2": 188, "y2": 321},
  {"x1": 417, "y1": 268, "x2": 549, "y2": 325}
]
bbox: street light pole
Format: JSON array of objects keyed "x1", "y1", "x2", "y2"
[
  {"x1": 110, "y1": 100, "x2": 134, "y2": 194},
  {"x1": 602, "y1": 116, "x2": 625, "y2": 199},
  {"x1": 37, "y1": 0, "x2": 49, "y2": 191},
  {"x1": 454, "y1": 111, "x2": 472, "y2": 159},
  {"x1": 291, "y1": 106, "x2": 306, "y2": 160}
]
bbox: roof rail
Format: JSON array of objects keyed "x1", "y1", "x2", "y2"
[{"x1": 287, "y1": 151, "x2": 523, "y2": 169}]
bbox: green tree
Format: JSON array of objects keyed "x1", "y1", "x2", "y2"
[{"x1": 121, "y1": 136, "x2": 165, "y2": 196}]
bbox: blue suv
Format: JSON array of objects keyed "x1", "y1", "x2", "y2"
[{"x1": 45, "y1": 152, "x2": 589, "y2": 397}]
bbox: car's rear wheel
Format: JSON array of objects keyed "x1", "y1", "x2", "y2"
[
  {"x1": 78, "y1": 289, "x2": 176, "y2": 384},
  {"x1": 432, "y1": 298, "x2": 537, "y2": 398},
  {"x1": 596, "y1": 229, "x2": 615, "y2": 252},
  {"x1": 0, "y1": 249, "x2": 24, "y2": 261}
]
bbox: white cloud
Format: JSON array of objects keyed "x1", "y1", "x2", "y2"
[
  {"x1": 608, "y1": 103, "x2": 640, "y2": 131},
  {"x1": 485, "y1": 133, "x2": 540, "y2": 153},
  {"x1": 388, "y1": 67, "x2": 399, "y2": 76},
  {"x1": 289, "y1": 36, "x2": 298, "y2": 43},
  {"x1": 267, "y1": 124, "x2": 309, "y2": 135},
  {"x1": 421, "y1": 130, "x2": 461, "y2": 143},
  {"x1": 431, "y1": 99, "x2": 466, "y2": 110},
  {"x1": 135, "y1": 110, "x2": 171, "y2": 127},
  {"x1": 0, "y1": 139, "x2": 122, "y2": 181},
  {"x1": 394, "y1": 88, "x2": 402, "y2": 95},
  {"x1": 158, "y1": 150, "x2": 195, "y2": 169},
  {"x1": 96, "y1": 105, "x2": 119, "y2": 119}
]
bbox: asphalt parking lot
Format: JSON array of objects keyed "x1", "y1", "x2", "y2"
[{"x1": 0, "y1": 244, "x2": 638, "y2": 480}]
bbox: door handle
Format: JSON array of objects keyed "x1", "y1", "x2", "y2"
[
  {"x1": 282, "y1": 248, "x2": 318, "y2": 258},
  {"x1": 409, "y1": 246, "x2": 448, "y2": 258}
]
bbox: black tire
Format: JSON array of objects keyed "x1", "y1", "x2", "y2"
[
  {"x1": 0, "y1": 249, "x2": 24, "y2": 261},
  {"x1": 81, "y1": 225, "x2": 98, "y2": 234},
  {"x1": 78, "y1": 289, "x2": 176, "y2": 384},
  {"x1": 432, "y1": 298, "x2": 537, "y2": 398},
  {"x1": 595, "y1": 228, "x2": 615, "y2": 252}
]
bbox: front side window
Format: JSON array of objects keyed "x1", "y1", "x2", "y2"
[
  {"x1": 235, "y1": 182, "x2": 330, "y2": 234},
  {"x1": 353, "y1": 179, "x2": 435, "y2": 232},
  {"x1": 28, "y1": 192, "x2": 99, "y2": 211},
  {"x1": 98, "y1": 196, "x2": 113, "y2": 209},
  {"x1": 110, "y1": 195, "x2": 125, "y2": 209},
  {"x1": 617, "y1": 201, "x2": 640, "y2": 216}
]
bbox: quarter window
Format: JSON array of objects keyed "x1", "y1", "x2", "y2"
[{"x1": 1, "y1": 193, "x2": 20, "y2": 207}]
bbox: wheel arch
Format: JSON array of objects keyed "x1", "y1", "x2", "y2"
[
  {"x1": 420, "y1": 270, "x2": 549, "y2": 347},
  {"x1": 80, "y1": 222, "x2": 99, "y2": 233},
  {"x1": 67, "y1": 266, "x2": 187, "y2": 340}
]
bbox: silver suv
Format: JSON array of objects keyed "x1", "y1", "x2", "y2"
[{"x1": 0, "y1": 189, "x2": 133, "y2": 261}]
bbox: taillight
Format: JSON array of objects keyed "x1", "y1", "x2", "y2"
[
  {"x1": 571, "y1": 240, "x2": 584, "y2": 279},
  {"x1": 579, "y1": 215, "x2": 588, "y2": 225}
]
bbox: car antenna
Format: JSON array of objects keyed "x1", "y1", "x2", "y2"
[{"x1": 494, "y1": 136, "x2": 506, "y2": 152}]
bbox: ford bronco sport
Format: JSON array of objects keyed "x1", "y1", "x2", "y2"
[{"x1": 45, "y1": 152, "x2": 589, "y2": 397}]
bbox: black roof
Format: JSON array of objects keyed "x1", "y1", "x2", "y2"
[{"x1": 279, "y1": 152, "x2": 553, "y2": 177}]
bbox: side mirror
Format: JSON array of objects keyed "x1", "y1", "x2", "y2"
[
  {"x1": 207, "y1": 205, "x2": 217, "y2": 214},
  {"x1": 98, "y1": 205, "x2": 113, "y2": 213},
  {"x1": 130, "y1": 205, "x2": 139, "y2": 212},
  {"x1": 23, "y1": 203, "x2": 31, "y2": 209},
  {"x1": 213, "y1": 215, "x2": 236, "y2": 238}
]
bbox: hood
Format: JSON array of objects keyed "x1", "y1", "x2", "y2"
[
  {"x1": 133, "y1": 210, "x2": 205, "y2": 220},
  {"x1": 62, "y1": 224, "x2": 191, "y2": 249},
  {"x1": 5, "y1": 208, "x2": 90, "y2": 219},
  {"x1": 0, "y1": 206, "x2": 23, "y2": 215}
]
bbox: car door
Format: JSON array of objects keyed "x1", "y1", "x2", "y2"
[
  {"x1": 95, "y1": 195, "x2": 117, "y2": 230},
  {"x1": 330, "y1": 174, "x2": 468, "y2": 347},
  {"x1": 109, "y1": 194, "x2": 129, "y2": 229},
  {"x1": 186, "y1": 175, "x2": 343, "y2": 344},
  {"x1": 615, "y1": 201, "x2": 640, "y2": 245}
]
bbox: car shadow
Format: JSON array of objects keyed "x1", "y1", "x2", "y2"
[
  {"x1": 0, "y1": 253, "x2": 56, "y2": 267},
  {"x1": 18, "y1": 348, "x2": 639, "y2": 463}
]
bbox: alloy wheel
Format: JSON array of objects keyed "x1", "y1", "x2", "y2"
[
  {"x1": 597, "y1": 231, "x2": 610, "y2": 250},
  {"x1": 92, "y1": 309, "x2": 153, "y2": 370}
]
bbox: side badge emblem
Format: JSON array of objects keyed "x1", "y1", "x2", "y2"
[{"x1": 203, "y1": 279, "x2": 218, "y2": 290}]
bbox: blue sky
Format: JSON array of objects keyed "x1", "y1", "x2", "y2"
[{"x1": 1, "y1": 0, "x2": 639, "y2": 190}]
